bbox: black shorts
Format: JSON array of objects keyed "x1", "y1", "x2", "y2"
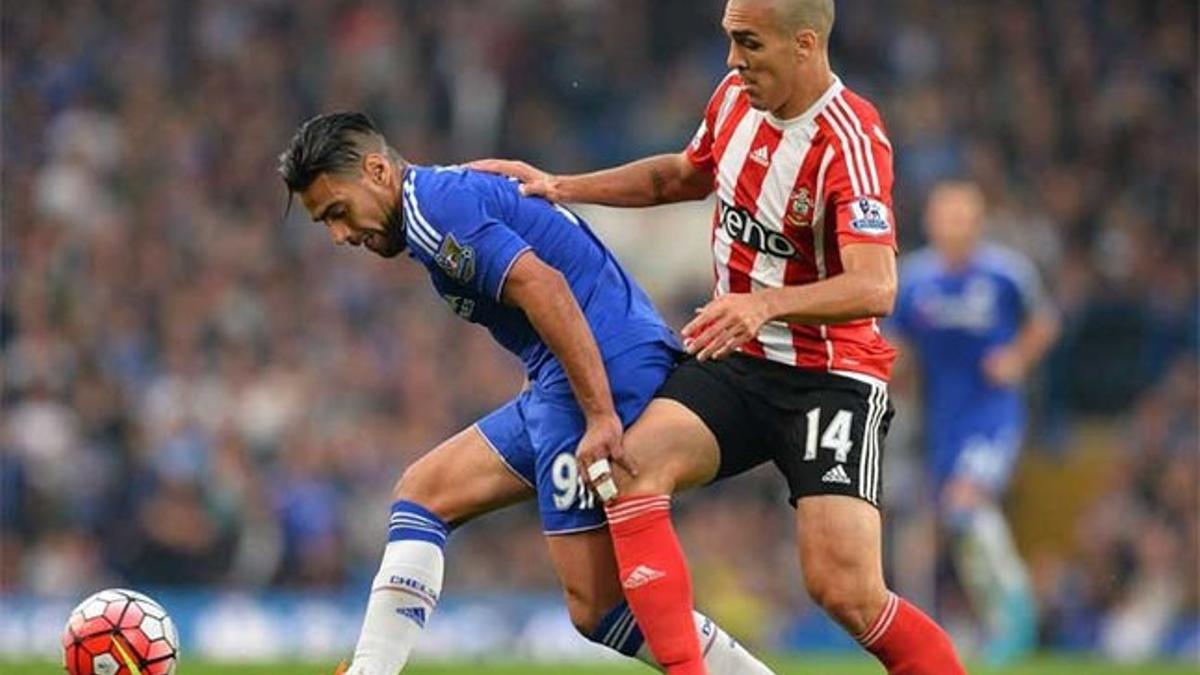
[{"x1": 657, "y1": 353, "x2": 893, "y2": 507}]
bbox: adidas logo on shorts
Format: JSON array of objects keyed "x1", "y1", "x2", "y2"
[
  {"x1": 622, "y1": 565, "x2": 666, "y2": 589},
  {"x1": 822, "y1": 464, "x2": 852, "y2": 485}
]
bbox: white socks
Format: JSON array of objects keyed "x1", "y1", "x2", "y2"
[
  {"x1": 348, "y1": 502, "x2": 448, "y2": 675},
  {"x1": 351, "y1": 501, "x2": 775, "y2": 675},
  {"x1": 953, "y1": 504, "x2": 1031, "y2": 626},
  {"x1": 637, "y1": 611, "x2": 776, "y2": 674}
]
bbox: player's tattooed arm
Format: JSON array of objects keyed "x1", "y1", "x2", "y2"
[
  {"x1": 550, "y1": 153, "x2": 711, "y2": 206},
  {"x1": 650, "y1": 167, "x2": 667, "y2": 203},
  {"x1": 470, "y1": 153, "x2": 712, "y2": 207}
]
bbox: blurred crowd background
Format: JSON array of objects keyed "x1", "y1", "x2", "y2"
[{"x1": 2, "y1": 0, "x2": 1196, "y2": 662}]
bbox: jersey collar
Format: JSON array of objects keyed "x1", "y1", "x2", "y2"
[{"x1": 765, "y1": 75, "x2": 844, "y2": 130}]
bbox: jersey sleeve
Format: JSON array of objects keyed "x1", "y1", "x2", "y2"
[
  {"x1": 683, "y1": 71, "x2": 739, "y2": 174},
  {"x1": 411, "y1": 185, "x2": 531, "y2": 301},
  {"x1": 824, "y1": 113, "x2": 898, "y2": 251},
  {"x1": 1004, "y1": 251, "x2": 1052, "y2": 320}
]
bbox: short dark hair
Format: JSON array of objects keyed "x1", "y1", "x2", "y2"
[{"x1": 278, "y1": 111, "x2": 385, "y2": 194}]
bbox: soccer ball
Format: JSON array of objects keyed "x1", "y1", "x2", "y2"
[{"x1": 62, "y1": 588, "x2": 179, "y2": 675}]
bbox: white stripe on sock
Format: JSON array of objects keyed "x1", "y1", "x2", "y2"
[{"x1": 858, "y1": 592, "x2": 899, "y2": 648}]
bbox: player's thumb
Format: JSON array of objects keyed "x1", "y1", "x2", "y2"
[{"x1": 519, "y1": 180, "x2": 551, "y2": 198}]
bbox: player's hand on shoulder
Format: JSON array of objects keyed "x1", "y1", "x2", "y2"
[
  {"x1": 467, "y1": 158, "x2": 560, "y2": 201},
  {"x1": 576, "y1": 411, "x2": 631, "y2": 503},
  {"x1": 682, "y1": 292, "x2": 772, "y2": 361}
]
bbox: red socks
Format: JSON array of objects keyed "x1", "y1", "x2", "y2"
[
  {"x1": 604, "y1": 495, "x2": 963, "y2": 675},
  {"x1": 605, "y1": 495, "x2": 706, "y2": 675},
  {"x1": 858, "y1": 592, "x2": 967, "y2": 675}
]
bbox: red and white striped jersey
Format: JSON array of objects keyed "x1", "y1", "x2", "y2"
[{"x1": 685, "y1": 71, "x2": 898, "y2": 383}]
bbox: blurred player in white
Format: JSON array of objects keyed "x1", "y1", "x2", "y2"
[
  {"x1": 891, "y1": 181, "x2": 1059, "y2": 665},
  {"x1": 476, "y1": 0, "x2": 968, "y2": 671}
]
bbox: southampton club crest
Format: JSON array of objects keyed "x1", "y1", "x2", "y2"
[
  {"x1": 435, "y1": 234, "x2": 476, "y2": 283},
  {"x1": 786, "y1": 186, "x2": 813, "y2": 227}
]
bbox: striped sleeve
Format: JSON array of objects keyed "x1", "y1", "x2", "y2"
[
  {"x1": 684, "y1": 71, "x2": 740, "y2": 174},
  {"x1": 821, "y1": 95, "x2": 897, "y2": 251},
  {"x1": 405, "y1": 174, "x2": 530, "y2": 301}
]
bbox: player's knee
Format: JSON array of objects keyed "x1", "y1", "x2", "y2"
[
  {"x1": 614, "y1": 451, "x2": 687, "y2": 496},
  {"x1": 944, "y1": 477, "x2": 986, "y2": 510},
  {"x1": 941, "y1": 479, "x2": 990, "y2": 533},
  {"x1": 391, "y1": 461, "x2": 427, "y2": 501},
  {"x1": 804, "y1": 566, "x2": 885, "y2": 634},
  {"x1": 618, "y1": 468, "x2": 676, "y2": 497},
  {"x1": 392, "y1": 458, "x2": 453, "y2": 522}
]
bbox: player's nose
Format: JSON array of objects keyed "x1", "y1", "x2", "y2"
[
  {"x1": 726, "y1": 42, "x2": 745, "y2": 70},
  {"x1": 328, "y1": 223, "x2": 354, "y2": 246}
]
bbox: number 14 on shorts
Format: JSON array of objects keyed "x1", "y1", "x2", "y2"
[{"x1": 804, "y1": 407, "x2": 854, "y2": 463}]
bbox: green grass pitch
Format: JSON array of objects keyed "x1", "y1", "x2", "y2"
[{"x1": 9, "y1": 656, "x2": 1197, "y2": 674}]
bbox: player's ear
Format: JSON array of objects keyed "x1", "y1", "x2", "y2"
[
  {"x1": 363, "y1": 152, "x2": 390, "y2": 187},
  {"x1": 795, "y1": 28, "x2": 816, "y2": 60}
]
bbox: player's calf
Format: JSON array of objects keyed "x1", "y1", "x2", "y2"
[
  {"x1": 802, "y1": 554, "x2": 967, "y2": 674},
  {"x1": 797, "y1": 496, "x2": 890, "y2": 634},
  {"x1": 797, "y1": 495, "x2": 966, "y2": 674},
  {"x1": 346, "y1": 427, "x2": 534, "y2": 674}
]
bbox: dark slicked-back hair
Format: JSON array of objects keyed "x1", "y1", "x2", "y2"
[{"x1": 278, "y1": 111, "x2": 388, "y2": 194}]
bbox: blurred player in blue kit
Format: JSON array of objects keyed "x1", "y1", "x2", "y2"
[
  {"x1": 278, "y1": 112, "x2": 772, "y2": 675},
  {"x1": 891, "y1": 181, "x2": 1060, "y2": 666}
]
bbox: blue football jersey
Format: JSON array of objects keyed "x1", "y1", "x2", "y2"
[
  {"x1": 892, "y1": 243, "x2": 1049, "y2": 444},
  {"x1": 400, "y1": 165, "x2": 679, "y2": 384}
]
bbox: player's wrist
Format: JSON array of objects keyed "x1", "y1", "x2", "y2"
[
  {"x1": 758, "y1": 287, "x2": 785, "y2": 321},
  {"x1": 1011, "y1": 356, "x2": 1031, "y2": 379},
  {"x1": 584, "y1": 408, "x2": 620, "y2": 426},
  {"x1": 997, "y1": 346, "x2": 1027, "y2": 369},
  {"x1": 542, "y1": 174, "x2": 566, "y2": 201}
]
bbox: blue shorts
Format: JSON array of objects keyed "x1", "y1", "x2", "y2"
[
  {"x1": 476, "y1": 341, "x2": 678, "y2": 534},
  {"x1": 931, "y1": 422, "x2": 1024, "y2": 496}
]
